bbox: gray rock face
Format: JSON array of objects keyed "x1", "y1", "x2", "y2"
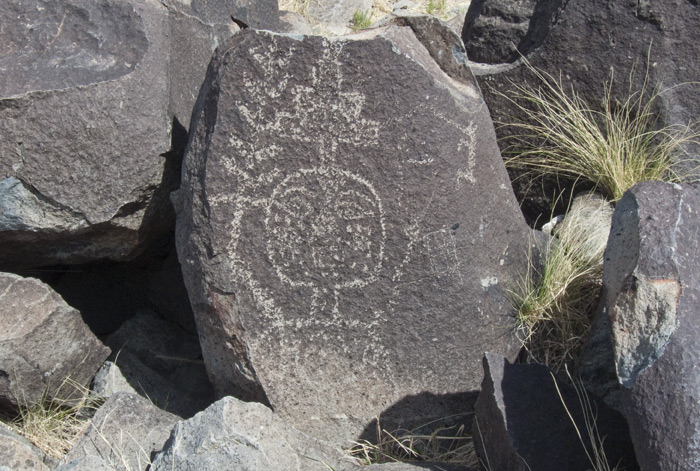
[
  {"x1": 0, "y1": 425, "x2": 50, "y2": 471},
  {"x1": 473, "y1": 353, "x2": 638, "y2": 471},
  {"x1": 102, "y1": 311, "x2": 215, "y2": 418},
  {"x1": 55, "y1": 455, "x2": 117, "y2": 471},
  {"x1": 601, "y1": 181, "x2": 700, "y2": 470},
  {"x1": 62, "y1": 392, "x2": 179, "y2": 471},
  {"x1": 0, "y1": 0, "x2": 171, "y2": 267},
  {"x1": 161, "y1": 0, "x2": 280, "y2": 30},
  {"x1": 0, "y1": 272, "x2": 110, "y2": 408},
  {"x1": 150, "y1": 396, "x2": 353, "y2": 471},
  {"x1": 306, "y1": 0, "x2": 374, "y2": 26},
  {"x1": 0, "y1": 0, "x2": 239, "y2": 269},
  {"x1": 175, "y1": 27, "x2": 530, "y2": 445}
]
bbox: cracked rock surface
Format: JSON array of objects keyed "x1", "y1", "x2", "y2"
[
  {"x1": 0, "y1": 0, "x2": 246, "y2": 269},
  {"x1": 601, "y1": 181, "x2": 700, "y2": 470},
  {"x1": 0, "y1": 272, "x2": 110, "y2": 408}
]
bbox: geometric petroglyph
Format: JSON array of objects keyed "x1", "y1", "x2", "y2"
[
  {"x1": 179, "y1": 29, "x2": 535, "y2": 446},
  {"x1": 266, "y1": 166, "x2": 385, "y2": 291},
  {"x1": 423, "y1": 228, "x2": 465, "y2": 283}
]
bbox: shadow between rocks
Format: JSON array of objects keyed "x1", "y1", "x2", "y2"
[{"x1": 356, "y1": 390, "x2": 480, "y2": 469}]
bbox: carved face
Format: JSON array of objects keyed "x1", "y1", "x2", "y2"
[{"x1": 266, "y1": 166, "x2": 384, "y2": 290}]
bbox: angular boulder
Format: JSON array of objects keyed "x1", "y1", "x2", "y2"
[
  {"x1": 462, "y1": 0, "x2": 538, "y2": 64},
  {"x1": 0, "y1": 0, "x2": 239, "y2": 269},
  {"x1": 103, "y1": 310, "x2": 215, "y2": 417},
  {"x1": 601, "y1": 181, "x2": 700, "y2": 470},
  {"x1": 0, "y1": 425, "x2": 51, "y2": 471},
  {"x1": 150, "y1": 396, "x2": 352, "y2": 471},
  {"x1": 473, "y1": 353, "x2": 638, "y2": 471},
  {"x1": 0, "y1": 273, "x2": 110, "y2": 408},
  {"x1": 55, "y1": 455, "x2": 117, "y2": 471},
  {"x1": 62, "y1": 392, "x2": 179, "y2": 471},
  {"x1": 175, "y1": 26, "x2": 531, "y2": 444}
]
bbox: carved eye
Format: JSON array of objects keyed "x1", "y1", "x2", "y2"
[
  {"x1": 335, "y1": 200, "x2": 367, "y2": 221},
  {"x1": 275, "y1": 188, "x2": 313, "y2": 220}
]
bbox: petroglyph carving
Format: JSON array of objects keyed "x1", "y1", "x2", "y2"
[
  {"x1": 424, "y1": 228, "x2": 465, "y2": 283},
  {"x1": 215, "y1": 35, "x2": 479, "y2": 334},
  {"x1": 266, "y1": 166, "x2": 385, "y2": 290},
  {"x1": 456, "y1": 121, "x2": 478, "y2": 186}
]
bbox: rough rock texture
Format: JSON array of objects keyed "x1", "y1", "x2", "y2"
[
  {"x1": 0, "y1": 273, "x2": 110, "y2": 408},
  {"x1": 91, "y1": 361, "x2": 139, "y2": 398},
  {"x1": 359, "y1": 463, "x2": 478, "y2": 471},
  {"x1": 462, "y1": 0, "x2": 538, "y2": 64},
  {"x1": 161, "y1": 0, "x2": 242, "y2": 131},
  {"x1": 473, "y1": 353, "x2": 638, "y2": 471},
  {"x1": 0, "y1": 425, "x2": 50, "y2": 471},
  {"x1": 62, "y1": 392, "x2": 179, "y2": 471},
  {"x1": 54, "y1": 455, "x2": 117, "y2": 471},
  {"x1": 0, "y1": 0, "x2": 239, "y2": 269},
  {"x1": 278, "y1": 10, "x2": 314, "y2": 35},
  {"x1": 103, "y1": 310, "x2": 215, "y2": 417},
  {"x1": 162, "y1": 0, "x2": 279, "y2": 31},
  {"x1": 306, "y1": 0, "x2": 374, "y2": 26},
  {"x1": 599, "y1": 181, "x2": 700, "y2": 470},
  {"x1": 150, "y1": 396, "x2": 353, "y2": 471},
  {"x1": 175, "y1": 27, "x2": 530, "y2": 445},
  {"x1": 464, "y1": 0, "x2": 700, "y2": 149}
]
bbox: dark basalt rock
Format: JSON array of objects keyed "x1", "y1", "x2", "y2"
[
  {"x1": 0, "y1": 272, "x2": 110, "y2": 409},
  {"x1": 175, "y1": 27, "x2": 531, "y2": 445},
  {"x1": 0, "y1": 0, "x2": 240, "y2": 269},
  {"x1": 463, "y1": 0, "x2": 700, "y2": 223},
  {"x1": 473, "y1": 353, "x2": 639, "y2": 471},
  {"x1": 597, "y1": 181, "x2": 700, "y2": 470}
]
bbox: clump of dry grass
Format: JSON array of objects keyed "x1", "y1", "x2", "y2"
[
  {"x1": 1, "y1": 378, "x2": 102, "y2": 460},
  {"x1": 503, "y1": 60, "x2": 700, "y2": 202},
  {"x1": 349, "y1": 417, "x2": 479, "y2": 466},
  {"x1": 511, "y1": 193, "x2": 612, "y2": 372}
]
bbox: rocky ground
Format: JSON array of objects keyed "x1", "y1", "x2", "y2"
[{"x1": 1, "y1": 1, "x2": 699, "y2": 470}]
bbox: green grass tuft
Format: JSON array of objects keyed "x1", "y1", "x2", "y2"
[
  {"x1": 511, "y1": 193, "x2": 612, "y2": 371},
  {"x1": 425, "y1": 0, "x2": 447, "y2": 16},
  {"x1": 351, "y1": 9, "x2": 373, "y2": 31}
]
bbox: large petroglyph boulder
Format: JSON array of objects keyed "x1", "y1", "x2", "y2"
[
  {"x1": 0, "y1": 272, "x2": 110, "y2": 408},
  {"x1": 0, "y1": 0, "x2": 239, "y2": 269},
  {"x1": 599, "y1": 182, "x2": 700, "y2": 470},
  {"x1": 175, "y1": 27, "x2": 531, "y2": 445}
]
